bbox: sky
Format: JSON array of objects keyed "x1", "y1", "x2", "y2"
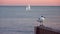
[{"x1": 0, "y1": 0, "x2": 60, "y2": 6}]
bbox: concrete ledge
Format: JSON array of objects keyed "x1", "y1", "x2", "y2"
[{"x1": 34, "y1": 26, "x2": 60, "y2": 34}]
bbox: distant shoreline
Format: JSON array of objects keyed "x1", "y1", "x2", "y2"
[{"x1": 0, "y1": 5, "x2": 60, "y2": 7}]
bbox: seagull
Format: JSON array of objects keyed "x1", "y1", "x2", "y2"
[{"x1": 37, "y1": 16, "x2": 45, "y2": 26}]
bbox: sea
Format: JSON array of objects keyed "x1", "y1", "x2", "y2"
[{"x1": 0, "y1": 6, "x2": 60, "y2": 34}]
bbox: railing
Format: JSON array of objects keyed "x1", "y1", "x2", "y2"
[{"x1": 34, "y1": 26, "x2": 60, "y2": 34}]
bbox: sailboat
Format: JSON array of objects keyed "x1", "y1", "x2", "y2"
[
  {"x1": 26, "y1": 4, "x2": 31, "y2": 11},
  {"x1": 26, "y1": 0, "x2": 31, "y2": 11}
]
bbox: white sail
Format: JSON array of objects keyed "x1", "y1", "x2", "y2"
[{"x1": 26, "y1": 4, "x2": 31, "y2": 11}]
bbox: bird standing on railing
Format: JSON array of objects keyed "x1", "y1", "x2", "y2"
[{"x1": 37, "y1": 16, "x2": 45, "y2": 26}]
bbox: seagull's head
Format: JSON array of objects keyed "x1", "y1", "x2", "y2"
[{"x1": 41, "y1": 16, "x2": 43, "y2": 17}]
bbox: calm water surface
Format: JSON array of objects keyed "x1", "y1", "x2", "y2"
[{"x1": 0, "y1": 6, "x2": 60, "y2": 34}]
